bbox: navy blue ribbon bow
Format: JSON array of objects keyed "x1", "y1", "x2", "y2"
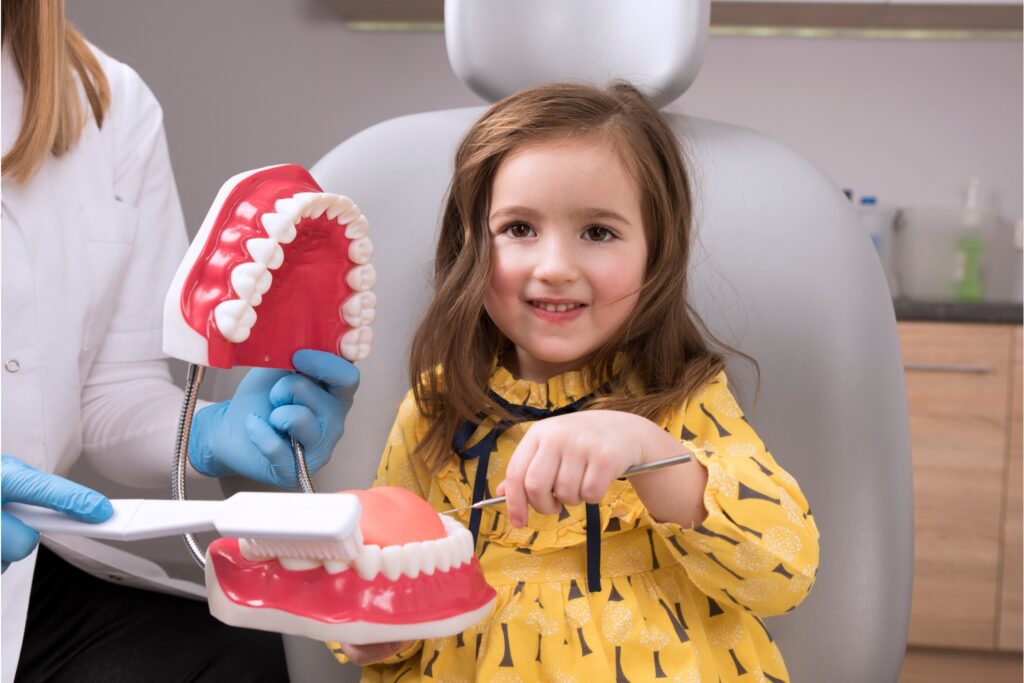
[{"x1": 452, "y1": 388, "x2": 606, "y2": 592}]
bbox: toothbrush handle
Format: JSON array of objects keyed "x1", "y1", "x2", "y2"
[
  {"x1": 3, "y1": 492, "x2": 362, "y2": 542},
  {"x1": 2, "y1": 500, "x2": 221, "y2": 541}
]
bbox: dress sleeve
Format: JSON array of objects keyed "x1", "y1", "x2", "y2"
[
  {"x1": 370, "y1": 390, "x2": 433, "y2": 497},
  {"x1": 648, "y1": 371, "x2": 820, "y2": 617}
]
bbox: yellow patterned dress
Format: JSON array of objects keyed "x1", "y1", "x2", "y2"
[{"x1": 337, "y1": 366, "x2": 819, "y2": 682}]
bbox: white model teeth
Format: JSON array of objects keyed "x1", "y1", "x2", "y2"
[
  {"x1": 354, "y1": 544, "x2": 382, "y2": 579},
  {"x1": 273, "y1": 197, "x2": 307, "y2": 223},
  {"x1": 341, "y1": 292, "x2": 377, "y2": 327},
  {"x1": 340, "y1": 326, "x2": 373, "y2": 361},
  {"x1": 231, "y1": 262, "x2": 272, "y2": 305},
  {"x1": 401, "y1": 541, "x2": 422, "y2": 579},
  {"x1": 349, "y1": 237, "x2": 374, "y2": 265},
  {"x1": 381, "y1": 546, "x2": 403, "y2": 581},
  {"x1": 325, "y1": 196, "x2": 356, "y2": 222},
  {"x1": 345, "y1": 215, "x2": 369, "y2": 239},
  {"x1": 347, "y1": 264, "x2": 377, "y2": 292},
  {"x1": 250, "y1": 514, "x2": 475, "y2": 582},
  {"x1": 246, "y1": 238, "x2": 285, "y2": 270},
  {"x1": 278, "y1": 557, "x2": 321, "y2": 571},
  {"x1": 214, "y1": 191, "x2": 374, "y2": 350},
  {"x1": 534, "y1": 302, "x2": 580, "y2": 313},
  {"x1": 261, "y1": 212, "x2": 298, "y2": 244},
  {"x1": 334, "y1": 204, "x2": 361, "y2": 226},
  {"x1": 215, "y1": 299, "x2": 257, "y2": 343}
]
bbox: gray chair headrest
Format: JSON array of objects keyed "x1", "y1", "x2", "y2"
[{"x1": 444, "y1": 0, "x2": 711, "y2": 107}]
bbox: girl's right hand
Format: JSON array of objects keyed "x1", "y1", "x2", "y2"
[{"x1": 336, "y1": 640, "x2": 415, "y2": 666}]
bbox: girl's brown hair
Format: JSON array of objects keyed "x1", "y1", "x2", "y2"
[
  {"x1": 410, "y1": 81, "x2": 728, "y2": 470},
  {"x1": 2, "y1": 0, "x2": 110, "y2": 184}
]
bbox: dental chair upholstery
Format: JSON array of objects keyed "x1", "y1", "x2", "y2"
[{"x1": 287, "y1": 1, "x2": 913, "y2": 680}]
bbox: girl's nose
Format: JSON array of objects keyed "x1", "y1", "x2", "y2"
[{"x1": 532, "y1": 234, "x2": 579, "y2": 284}]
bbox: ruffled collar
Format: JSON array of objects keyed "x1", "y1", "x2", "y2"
[
  {"x1": 487, "y1": 352, "x2": 630, "y2": 410},
  {"x1": 487, "y1": 365, "x2": 599, "y2": 411}
]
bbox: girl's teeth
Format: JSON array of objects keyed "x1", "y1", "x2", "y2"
[{"x1": 535, "y1": 302, "x2": 579, "y2": 313}]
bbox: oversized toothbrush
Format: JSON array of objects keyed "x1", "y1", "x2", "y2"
[{"x1": 162, "y1": 164, "x2": 495, "y2": 642}]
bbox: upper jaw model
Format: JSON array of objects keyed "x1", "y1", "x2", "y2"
[
  {"x1": 205, "y1": 487, "x2": 497, "y2": 644},
  {"x1": 163, "y1": 163, "x2": 377, "y2": 370}
]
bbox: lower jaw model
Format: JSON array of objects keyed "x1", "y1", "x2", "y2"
[{"x1": 205, "y1": 487, "x2": 497, "y2": 644}]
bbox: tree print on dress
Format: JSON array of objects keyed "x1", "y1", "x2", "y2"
[
  {"x1": 525, "y1": 598, "x2": 558, "y2": 662},
  {"x1": 640, "y1": 622, "x2": 671, "y2": 678},
  {"x1": 565, "y1": 579, "x2": 594, "y2": 656},
  {"x1": 602, "y1": 585, "x2": 634, "y2": 683}
]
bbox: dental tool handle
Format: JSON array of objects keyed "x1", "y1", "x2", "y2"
[{"x1": 442, "y1": 452, "x2": 694, "y2": 515}]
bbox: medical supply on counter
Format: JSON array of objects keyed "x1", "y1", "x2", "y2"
[
  {"x1": 857, "y1": 195, "x2": 900, "y2": 296},
  {"x1": 952, "y1": 177, "x2": 985, "y2": 302},
  {"x1": 896, "y1": 191, "x2": 998, "y2": 302}
]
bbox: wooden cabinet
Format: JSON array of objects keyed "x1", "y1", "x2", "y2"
[
  {"x1": 997, "y1": 326, "x2": 1022, "y2": 651},
  {"x1": 899, "y1": 321, "x2": 1022, "y2": 680}
]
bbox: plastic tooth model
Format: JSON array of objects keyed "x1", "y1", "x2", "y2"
[
  {"x1": 163, "y1": 163, "x2": 377, "y2": 370},
  {"x1": 205, "y1": 487, "x2": 497, "y2": 643}
]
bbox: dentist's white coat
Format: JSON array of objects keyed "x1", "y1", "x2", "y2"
[{"x1": 1, "y1": 42, "x2": 192, "y2": 682}]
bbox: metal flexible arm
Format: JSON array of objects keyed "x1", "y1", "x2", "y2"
[{"x1": 172, "y1": 363, "x2": 317, "y2": 569}]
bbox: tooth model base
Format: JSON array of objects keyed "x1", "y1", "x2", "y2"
[{"x1": 204, "y1": 538, "x2": 496, "y2": 644}]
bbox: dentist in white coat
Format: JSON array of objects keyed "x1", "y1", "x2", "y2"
[{"x1": 1, "y1": 2, "x2": 359, "y2": 680}]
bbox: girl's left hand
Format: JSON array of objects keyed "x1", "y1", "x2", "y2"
[{"x1": 496, "y1": 410, "x2": 676, "y2": 528}]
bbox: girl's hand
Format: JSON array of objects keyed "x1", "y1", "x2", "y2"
[
  {"x1": 336, "y1": 640, "x2": 415, "y2": 666},
  {"x1": 497, "y1": 410, "x2": 679, "y2": 528}
]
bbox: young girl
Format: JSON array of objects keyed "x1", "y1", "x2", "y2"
[{"x1": 332, "y1": 81, "x2": 819, "y2": 682}]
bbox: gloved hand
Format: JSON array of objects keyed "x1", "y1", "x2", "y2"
[
  {"x1": 189, "y1": 349, "x2": 359, "y2": 488},
  {"x1": 1, "y1": 455, "x2": 113, "y2": 573}
]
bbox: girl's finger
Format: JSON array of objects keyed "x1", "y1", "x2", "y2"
[
  {"x1": 502, "y1": 436, "x2": 539, "y2": 528},
  {"x1": 522, "y1": 442, "x2": 562, "y2": 516},
  {"x1": 553, "y1": 452, "x2": 586, "y2": 507},
  {"x1": 579, "y1": 457, "x2": 617, "y2": 504}
]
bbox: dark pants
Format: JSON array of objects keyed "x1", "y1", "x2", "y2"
[{"x1": 15, "y1": 546, "x2": 290, "y2": 682}]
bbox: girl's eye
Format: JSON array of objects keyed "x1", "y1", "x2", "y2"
[
  {"x1": 503, "y1": 222, "x2": 535, "y2": 238},
  {"x1": 582, "y1": 226, "x2": 616, "y2": 242}
]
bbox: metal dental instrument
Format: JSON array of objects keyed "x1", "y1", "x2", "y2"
[{"x1": 441, "y1": 452, "x2": 693, "y2": 516}]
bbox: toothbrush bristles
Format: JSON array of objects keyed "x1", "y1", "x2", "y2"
[{"x1": 240, "y1": 527, "x2": 363, "y2": 562}]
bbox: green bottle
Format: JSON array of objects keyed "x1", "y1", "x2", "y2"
[
  {"x1": 953, "y1": 232, "x2": 984, "y2": 302},
  {"x1": 952, "y1": 178, "x2": 985, "y2": 302}
]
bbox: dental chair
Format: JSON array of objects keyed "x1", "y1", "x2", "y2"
[{"x1": 287, "y1": 1, "x2": 914, "y2": 680}]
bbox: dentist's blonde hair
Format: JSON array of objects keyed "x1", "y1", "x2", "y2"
[
  {"x1": 410, "y1": 81, "x2": 734, "y2": 471},
  {"x1": 2, "y1": 0, "x2": 110, "y2": 184}
]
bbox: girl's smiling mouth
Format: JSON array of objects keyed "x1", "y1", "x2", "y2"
[{"x1": 528, "y1": 299, "x2": 587, "y2": 320}]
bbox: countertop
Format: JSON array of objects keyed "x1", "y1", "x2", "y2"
[{"x1": 893, "y1": 299, "x2": 1023, "y2": 325}]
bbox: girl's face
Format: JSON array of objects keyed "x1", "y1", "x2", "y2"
[{"x1": 484, "y1": 136, "x2": 647, "y2": 382}]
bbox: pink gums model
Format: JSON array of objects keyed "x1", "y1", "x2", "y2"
[
  {"x1": 205, "y1": 487, "x2": 497, "y2": 644},
  {"x1": 163, "y1": 164, "x2": 376, "y2": 370}
]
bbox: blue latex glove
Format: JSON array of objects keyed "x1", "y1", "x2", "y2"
[
  {"x1": 189, "y1": 349, "x2": 359, "y2": 488},
  {"x1": 1, "y1": 454, "x2": 113, "y2": 573}
]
